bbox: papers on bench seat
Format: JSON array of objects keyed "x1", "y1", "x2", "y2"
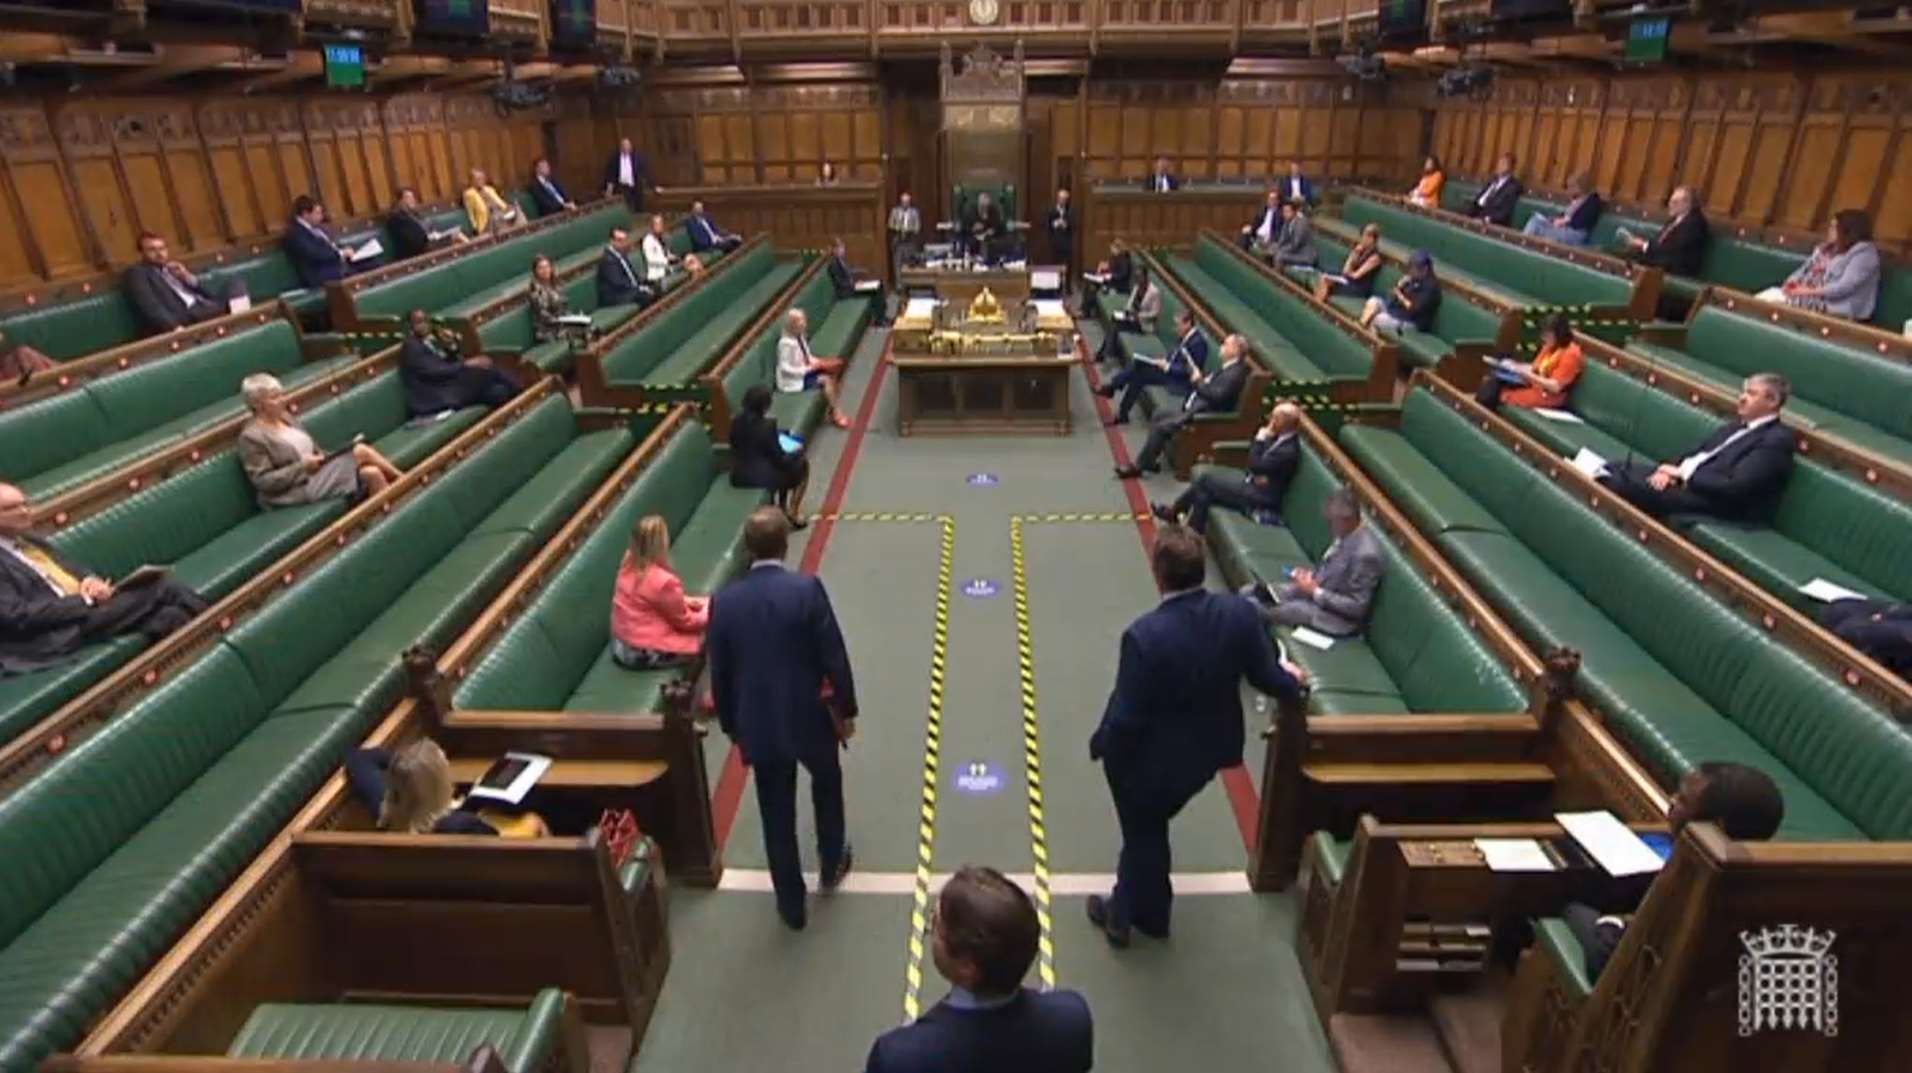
[
  {"x1": 1569, "y1": 446, "x2": 1609, "y2": 480},
  {"x1": 1556, "y1": 810, "x2": 1664, "y2": 878},
  {"x1": 227, "y1": 295, "x2": 252, "y2": 314},
  {"x1": 1289, "y1": 626, "x2": 1336, "y2": 651},
  {"x1": 1533, "y1": 407, "x2": 1584, "y2": 424},
  {"x1": 1473, "y1": 838, "x2": 1558, "y2": 873},
  {"x1": 348, "y1": 237, "x2": 384, "y2": 262},
  {"x1": 556, "y1": 313, "x2": 594, "y2": 327},
  {"x1": 1798, "y1": 577, "x2": 1869, "y2": 604},
  {"x1": 853, "y1": 279, "x2": 881, "y2": 293}
]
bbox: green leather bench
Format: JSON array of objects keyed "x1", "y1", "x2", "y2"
[
  {"x1": 1623, "y1": 306, "x2": 1912, "y2": 468},
  {"x1": 595, "y1": 245, "x2": 798, "y2": 389},
  {"x1": 714, "y1": 261, "x2": 872, "y2": 433},
  {"x1": 1341, "y1": 195, "x2": 1638, "y2": 312},
  {"x1": 1305, "y1": 231, "x2": 1507, "y2": 369},
  {"x1": 0, "y1": 373, "x2": 489, "y2": 746},
  {"x1": 1530, "y1": 916, "x2": 1596, "y2": 999},
  {"x1": 0, "y1": 210, "x2": 468, "y2": 362},
  {"x1": 1496, "y1": 360, "x2": 1912, "y2": 613},
  {"x1": 1105, "y1": 281, "x2": 1213, "y2": 421},
  {"x1": 457, "y1": 422, "x2": 767, "y2": 717},
  {"x1": 476, "y1": 272, "x2": 643, "y2": 377},
  {"x1": 0, "y1": 394, "x2": 634, "y2": 1073},
  {"x1": 1336, "y1": 389, "x2": 1912, "y2": 842},
  {"x1": 1307, "y1": 830, "x2": 1352, "y2": 887},
  {"x1": 1200, "y1": 446, "x2": 1527, "y2": 716},
  {"x1": 1303, "y1": 216, "x2": 1539, "y2": 314},
  {"x1": 347, "y1": 204, "x2": 631, "y2": 328},
  {"x1": 0, "y1": 318, "x2": 358, "y2": 498},
  {"x1": 437, "y1": 220, "x2": 718, "y2": 330},
  {"x1": 228, "y1": 988, "x2": 566, "y2": 1073},
  {"x1": 1165, "y1": 235, "x2": 1377, "y2": 387}
]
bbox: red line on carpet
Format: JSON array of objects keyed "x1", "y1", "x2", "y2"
[
  {"x1": 712, "y1": 338, "x2": 894, "y2": 851},
  {"x1": 1080, "y1": 339, "x2": 1259, "y2": 853}
]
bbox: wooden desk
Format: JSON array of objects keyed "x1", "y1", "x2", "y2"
[
  {"x1": 450, "y1": 757, "x2": 670, "y2": 788},
  {"x1": 897, "y1": 266, "x2": 1031, "y2": 306},
  {"x1": 890, "y1": 351, "x2": 1076, "y2": 435}
]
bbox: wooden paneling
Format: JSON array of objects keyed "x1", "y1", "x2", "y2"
[
  {"x1": 0, "y1": 91, "x2": 557, "y2": 292},
  {"x1": 643, "y1": 81, "x2": 884, "y2": 189},
  {"x1": 1434, "y1": 67, "x2": 1912, "y2": 254}
]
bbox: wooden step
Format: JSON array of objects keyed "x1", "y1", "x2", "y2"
[
  {"x1": 1304, "y1": 762, "x2": 1556, "y2": 785},
  {"x1": 1329, "y1": 1012, "x2": 1456, "y2": 1073},
  {"x1": 1429, "y1": 974, "x2": 1508, "y2": 1073}
]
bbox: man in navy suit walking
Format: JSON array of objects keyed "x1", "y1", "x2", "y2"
[
  {"x1": 708, "y1": 507, "x2": 859, "y2": 929},
  {"x1": 864, "y1": 865, "x2": 1093, "y2": 1072},
  {"x1": 1088, "y1": 524, "x2": 1306, "y2": 946}
]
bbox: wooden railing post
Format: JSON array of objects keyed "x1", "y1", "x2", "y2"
[{"x1": 1249, "y1": 689, "x2": 1309, "y2": 891}]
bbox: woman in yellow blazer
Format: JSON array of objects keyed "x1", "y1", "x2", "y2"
[
  {"x1": 1407, "y1": 155, "x2": 1445, "y2": 209},
  {"x1": 462, "y1": 167, "x2": 521, "y2": 235}
]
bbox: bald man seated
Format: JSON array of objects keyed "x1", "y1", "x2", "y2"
[
  {"x1": 1152, "y1": 402, "x2": 1301, "y2": 533},
  {"x1": 0, "y1": 483, "x2": 207, "y2": 675}
]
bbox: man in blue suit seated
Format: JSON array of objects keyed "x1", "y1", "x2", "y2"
[
  {"x1": 595, "y1": 227, "x2": 651, "y2": 309},
  {"x1": 1087, "y1": 525, "x2": 1307, "y2": 946},
  {"x1": 708, "y1": 507, "x2": 860, "y2": 930},
  {"x1": 528, "y1": 157, "x2": 576, "y2": 216},
  {"x1": 1094, "y1": 309, "x2": 1205, "y2": 426},
  {"x1": 398, "y1": 309, "x2": 518, "y2": 419},
  {"x1": 687, "y1": 199, "x2": 742, "y2": 254},
  {"x1": 864, "y1": 865, "x2": 1093, "y2": 1073},
  {"x1": 283, "y1": 195, "x2": 378, "y2": 288}
]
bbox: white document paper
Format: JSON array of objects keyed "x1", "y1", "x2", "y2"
[
  {"x1": 556, "y1": 313, "x2": 593, "y2": 327},
  {"x1": 1569, "y1": 446, "x2": 1609, "y2": 479},
  {"x1": 1798, "y1": 577, "x2": 1869, "y2": 604},
  {"x1": 349, "y1": 237, "x2": 384, "y2": 262},
  {"x1": 853, "y1": 279, "x2": 881, "y2": 292},
  {"x1": 226, "y1": 294, "x2": 252, "y2": 314},
  {"x1": 1031, "y1": 270, "x2": 1062, "y2": 291},
  {"x1": 1033, "y1": 299, "x2": 1068, "y2": 320},
  {"x1": 1289, "y1": 626, "x2": 1336, "y2": 651},
  {"x1": 1082, "y1": 272, "x2": 1110, "y2": 285},
  {"x1": 1556, "y1": 810, "x2": 1665, "y2": 878},
  {"x1": 465, "y1": 751, "x2": 552, "y2": 807},
  {"x1": 904, "y1": 297, "x2": 942, "y2": 319},
  {"x1": 1474, "y1": 838, "x2": 1558, "y2": 873},
  {"x1": 1533, "y1": 407, "x2": 1584, "y2": 424}
]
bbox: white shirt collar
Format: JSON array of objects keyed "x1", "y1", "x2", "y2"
[
  {"x1": 1159, "y1": 586, "x2": 1203, "y2": 604},
  {"x1": 751, "y1": 559, "x2": 785, "y2": 570},
  {"x1": 1745, "y1": 413, "x2": 1779, "y2": 430}
]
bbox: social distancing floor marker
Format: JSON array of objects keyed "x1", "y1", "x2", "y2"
[{"x1": 1008, "y1": 515, "x2": 1057, "y2": 996}]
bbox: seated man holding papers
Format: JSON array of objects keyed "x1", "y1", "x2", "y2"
[
  {"x1": 1595, "y1": 372, "x2": 1796, "y2": 523},
  {"x1": 1096, "y1": 310, "x2": 1204, "y2": 426}
]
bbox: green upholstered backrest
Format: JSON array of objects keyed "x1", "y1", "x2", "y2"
[
  {"x1": 480, "y1": 275, "x2": 601, "y2": 352},
  {"x1": 0, "y1": 644, "x2": 266, "y2": 947},
  {"x1": 0, "y1": 390, "x2": 113, "y2": 481},
  {"x1": 1680, "y1": 307, "x2": 1912, "y2": 441},
  {"x1": 0, "y1": 291, "x2": 144, "y2": 363},
  {"x1": 1342, "y1": 196, "x2": 1632, "y2": 308},
  {"x1": 1399, "y1": 388, "x2": 1912, "y2": 837},
  {"x1": 86, "y1": 320, "x2": 304, "y2": 437},
  {"x1": 455, "y1": 423, "x2": 718, "y2": 710},
  {"x1": 602, "y1": 243, "x2": 776, "y2": 383},
  {"x1": 1192, "y1": 236, "x2": 1370, "y2": 377},
  {"x1": 719, "y1": 260, "x2": 825, "y2": 404},
  {"x1": 1314, "y1": 233, "x2": 1505, "y2": 345},
  {"x1": 228, "y1": 988, "x2": 564, "y2": 1073},
  {"x1": 353, "y1": 205, "x2": 629, "y2": 321},
  {"x1": 299, "y1": 370, "x2": 409, "y2": 448},
  {"x1": 1566, "y1": 361, "x2": 1717, "y2": 461},
  {"x1": 47, "y1": 452, "x2": 258, "y2": 576},
  {"x1": 1874, "y1": 263, "x2": 1912, "y2": 330},
  {"x1": 1281, "y1": 448, "x2": 1526, "y2": 712},
  {"x1": 1770, "y1": 459, "x2": 1912, "y2": 599}
]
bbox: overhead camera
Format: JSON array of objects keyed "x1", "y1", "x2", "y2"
[
  {"x1": 598, "y1": 64, "x2": 640, "y2": 91},
  {"x1": 492, "y1": 79, "x2": 551, "y2": 110},
  {"x1": 1437, "y1": 63, "x2": 1495, "y2": 98},
  {"x1": 1338, "y1": 44, "x2": 1388, "y2": 83}
]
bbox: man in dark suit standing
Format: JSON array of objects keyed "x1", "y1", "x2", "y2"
[
  {"x1": 1116, "y1": 333, "x2": 1253, "y2": 479},
  {"x1": 1154, "y1": 402, "x2": 1301, "y2": 533},
  {"x1": 124, "y1": 232, "x2": 237, "y2": 335},
  {"x1": 1144, "y1": 156, "x2": 1180, "y2": 193},
  {"x1": 864, "y1": 866, "x2": 1093, "y2": 1073},
  {"x1": 284, "y1": 196, "x2": 376, "y2": 288},
  {"x1": 708, "y1": 507, "x2": 859, "y2": 929},
  {"x1": 1599, "y1": 372, "x2": 1795, "y2": 523},
  {"x1": 827, "y1": 236, "x2": 889, "y2": 326},
  {"x1": 595, "y1": 228, "x2": 649, "y2": 309},
  {"x1": 1045, "y1": 188, "x2": 1074, "y2": 283},
  {"x1": 398, "y1": 309, "x2": 517, "y2": 418},
  {"x1": 1087, "y1": 525, "x2": 1305, "y2": 946},
  {"x1": 0, "y1": 482, "x2": 206, "y2": 675},
  {"x1": 1465, "y1": 153, "x2": 1524, "y2": 226},
  {"x1": 602, "y1": 137, "x2": 651, "y2": 213},
  {"x1": 1279, "y1": 160, "x2": 1315, "y2": 207},
  {"x1": 1620, "y1": 185, "x2": 1709, "y2": 279},
  {"x1": 1096, "y1": 309, "x2": 1206, "y2": 426},
  {"x1": 528, "y1": 157, "x2": 576, "y2": 216}
]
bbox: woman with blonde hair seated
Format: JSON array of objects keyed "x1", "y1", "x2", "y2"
[
  {"x1": 611, "y1": 513, "x2": 709, "y2": 670},
  {"x1": 1313, "y1": 223, "x2": 1384, "y2": 303},
  {"x1": 343, "y1": 738, "x2": 549, "y2": 837},
  {"x1": 1407, "y1": 155, "x2": 1445, "y2": 208},
  {"x1": 237, "y1": 372, "x2": 401, "y2": 508}
]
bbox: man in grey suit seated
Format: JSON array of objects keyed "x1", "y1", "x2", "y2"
[{"x1": 1243, "y1": 487, "x2": 1382, "y2": 637}]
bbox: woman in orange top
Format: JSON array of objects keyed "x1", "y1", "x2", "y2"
[
  {"x1": 1408, "y1": 155, "x2": 1445, "y2": 208},
  {"x1": 1476, "y1": 313, "x2": 1584, "y2": 411}
]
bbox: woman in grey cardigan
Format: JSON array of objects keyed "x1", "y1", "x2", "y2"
[
  {"x1": 236, "y1": 372, "x2": 402, "y2": 508},
  {"x1": 1759, "y1": 209, "x2": 1882, "y2": 322}
]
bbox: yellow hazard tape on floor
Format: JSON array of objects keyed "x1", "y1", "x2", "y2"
[{"x1": 1008, "y1": 515, "x2": 1058, "y2": 995}]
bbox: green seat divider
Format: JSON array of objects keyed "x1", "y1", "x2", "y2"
[
  {"x1": 228, "y1": 988, "x2": 565, "y2": 1073},
  {"x1": 1309, "y1": 831, "x2": 1353, "y2": 887},
  {"x1": 1533, "y1": 917, "x2": 1595, "y2": 999}
]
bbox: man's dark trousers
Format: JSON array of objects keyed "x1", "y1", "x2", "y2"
[
  {"x1": 1177, "y1": 472, "x2": 1278, "y2": 532},
  {"x1": 1103, "y1": 756, "x2": 1211, "y2": 935},
  {"x1": 753, "y1": 741, "x2": 847, "y2": 921},
  {"x1": 1109, "y1": 362, "x2": 1189, "y2": 422}
]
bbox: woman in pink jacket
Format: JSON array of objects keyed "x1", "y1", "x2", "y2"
[{"x1": 610, "y1": 515, "x2": 709, "y2": 669}]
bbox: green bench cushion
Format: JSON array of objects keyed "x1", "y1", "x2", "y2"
[
  {"x1": 1310, "y1": 831, "x2": 1352, "y2": 887},
  {"x1": 0, "y1": 638, "x2": 144, "y2": 748},
  {"x1": 1533, "y1": 916, "x2": 1595, "y2": 999},
  {"x1": 352, "y1": 205, "x2": 630, "y2": 323},
  {"x1": 597, "y1": 245, "x2": 781, "y2": 386},
  {"x1": 637, "y1": 262, "x2": 804, "y2": 386},
  {"x1": 229, "y1": 988, "x2": 565, "y2": 1073},
  {"x1": 1341, "y1": 197, "x2": 1631, "y2": 309}
]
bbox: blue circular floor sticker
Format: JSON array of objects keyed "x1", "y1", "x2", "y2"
[
  {"x1": 962, "y1": 578, "x2": 1000, "y2": 599},
  {"x1": 954, "y1": 761, "x2": 1004, "y2": 796},
  {"x1": 966, "y1": 472, "x2": 999, "y2": 487}
]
